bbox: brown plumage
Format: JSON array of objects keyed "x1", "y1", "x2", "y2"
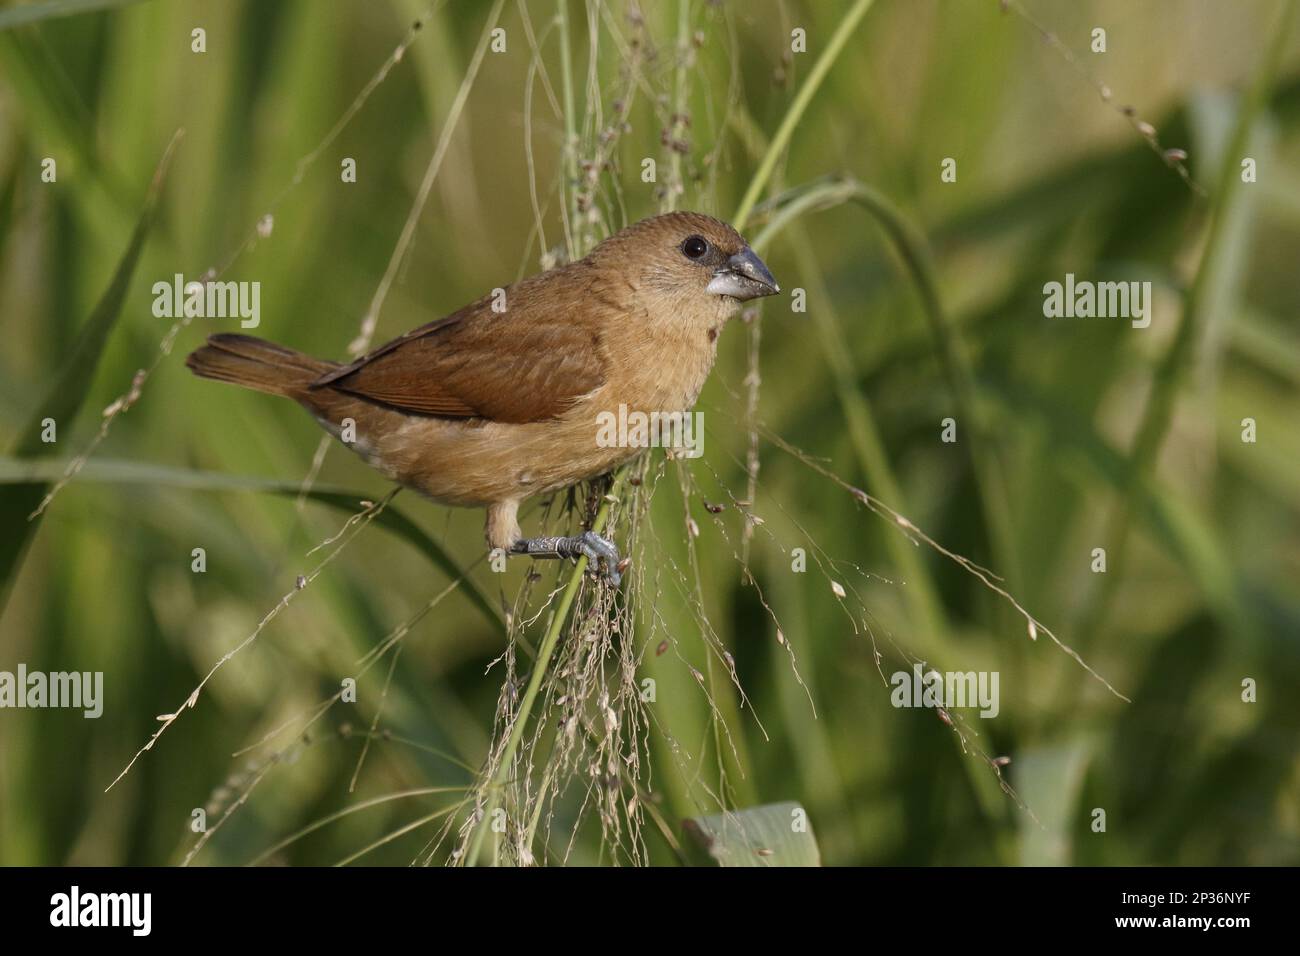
[{"x1": 185, "y1": 211, "x2": 778, "y2": 579}]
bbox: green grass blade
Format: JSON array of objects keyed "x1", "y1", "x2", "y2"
[
  {"x1": 0, "y1": 30, "x2": 131, "y2": 224},
  {"x1": 0, "y1": 133, "x2": 179, "y2": 610},
  {"x1": 1065, "y1": 0, "x2": 1297, "y2": 663},
  {"x1": 0, "y1": 0, "x2": 150, "y2": 31},
  {"x1": 0, "y1": 454, "x2": 505, "y2": 636},
  {"x1": 1016, "y1": 741, "x2": 1094, "y2": 866},
  {"x1": 732, "y1": 0, "x2": 876, "y2": 231},
  {"x1": 683, "y1": 802, "x2": 821, "y2": 867}
]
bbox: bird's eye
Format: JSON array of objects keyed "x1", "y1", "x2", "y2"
[{"x1": 682, "y1": 235, "x2": 709, "y2": 260}]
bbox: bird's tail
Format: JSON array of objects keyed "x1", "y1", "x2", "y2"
[{"x1": 185, "y1": 333, "x2": 336, "y2": 397}]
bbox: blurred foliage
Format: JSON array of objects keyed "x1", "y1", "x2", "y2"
[
  {"x1": 684, "y1": 801, "x2": 820, "y2": 866},
  {"x1": 0, "y1": 0, "x2": 1298, "y2": 866}
]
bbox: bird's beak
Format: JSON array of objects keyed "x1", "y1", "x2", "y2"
[{"x1": 706, "y1": 246, "x2": 780, "y2": 301}]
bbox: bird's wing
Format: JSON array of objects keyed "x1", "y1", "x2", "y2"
[{"x1": 311, "y1": 266, "x2": 610, "y2": 424}]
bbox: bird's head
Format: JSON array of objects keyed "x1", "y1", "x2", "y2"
[{"x1": 588, "y1": 211, "x2": 780, "y2": 321}]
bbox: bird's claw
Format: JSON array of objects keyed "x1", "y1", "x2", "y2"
[
  {"x1": 574, "y1": 531, "x2": 621, "y2": 586},
  {"x1": 509, "y1": 531, "x2": 623, "y2": 587}
]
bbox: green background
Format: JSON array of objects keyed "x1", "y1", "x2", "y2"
[{"x1": 1, "y1": 0, "x2": 1298, "y2": 865}]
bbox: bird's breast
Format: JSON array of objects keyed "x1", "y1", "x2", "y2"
[{"x1": 595, "y1": 311, "x2": 722, "y2": 415}]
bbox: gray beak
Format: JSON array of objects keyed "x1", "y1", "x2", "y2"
[{"x1": 706, "y1": 246, "x2": 780, "y2": 301}]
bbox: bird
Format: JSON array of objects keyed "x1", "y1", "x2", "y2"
[{"x1": 185, "y1": 211, "x2": 779, "y2": 584}]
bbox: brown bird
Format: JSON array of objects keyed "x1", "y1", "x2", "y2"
[{"x1": 185, "y1": 211, "x2": 778, "y2": 584}]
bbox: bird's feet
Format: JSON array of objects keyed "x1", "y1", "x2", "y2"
[{"x1": 510, "y1": 531, "x2": 623, "y2": 586}]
